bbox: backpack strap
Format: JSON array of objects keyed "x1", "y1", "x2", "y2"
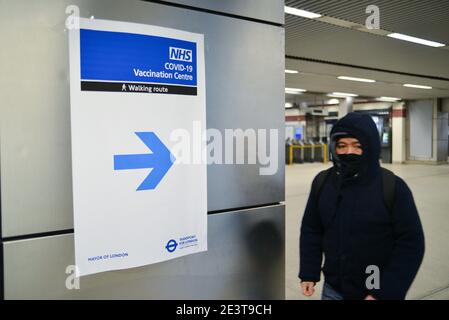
[
  {"x1": 381, "y1": 167, "x2": 396, "y2": 216},
  {"x1": 314, "y1": 168, "x2": 332, "y2": 201}
]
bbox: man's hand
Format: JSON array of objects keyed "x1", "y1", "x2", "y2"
[
  {"x1": 365, "y1": 295, "x2": 376, "y2": 300},
  {"x1": 301, "y1": 281, "x2": 316, "y2": 297}
]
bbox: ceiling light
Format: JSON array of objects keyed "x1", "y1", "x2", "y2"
[
  {"x1": 284, "y1": 6, "x2": 322, "y2": 19},
  {"x1": 387, "y1": 33, "x2": 445, "y2": 48},
  {"x1": 285, "y1": 102, "x2": 293, "y2": 108},
  {"x1": 285, "y1": 87, "x2": 306, "y2": 92},
  {"x1": 337, "y1": 76, "x2": 376, "y2": 83},
  {"x1": 328, "y1": 99, "x2": 340, "y2": 104},
  {"x1": 403, "y1": 84, "x2": 432, "y2": 89},
  {"x1": 327, "y1": 92, "x2": 358, "y2": 97},
  {"x1": 377, "y1": 97, "x2": 401, "y2": 102},
  {"x1": 285, "y1": 69, "x2": 299, "y2": 74}
]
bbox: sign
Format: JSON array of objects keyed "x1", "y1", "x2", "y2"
[{"x1": 69, "y1": 18, "x2": 207, "y2": 276}]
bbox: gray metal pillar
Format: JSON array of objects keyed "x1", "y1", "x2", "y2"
[{"x1": 0, "y1": 0, "x2": 285, "y2": 299}]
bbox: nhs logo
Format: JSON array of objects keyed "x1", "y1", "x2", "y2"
[{"x1": 169, "y1": 47, "x2": 192, "y2": 62}]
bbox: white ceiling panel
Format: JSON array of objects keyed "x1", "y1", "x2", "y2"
[{"x1": 284, "y1": 0, "x2": 449, "y2": 100}]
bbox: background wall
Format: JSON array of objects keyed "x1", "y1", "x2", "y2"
[{"x1": 408, "y1": 100, "x2": 433, "y2": 160}]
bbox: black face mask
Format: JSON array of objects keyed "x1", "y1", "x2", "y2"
[{"x1": 337, "y1": 154, "x2": 363, "y2": 178}]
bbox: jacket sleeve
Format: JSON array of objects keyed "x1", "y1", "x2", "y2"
[
  {"x1": 372, "y1": 177, "x2": 425, "y2": 300},
  {"x1": 298, "y1": 176, "x2": 324, "y2": 283}
]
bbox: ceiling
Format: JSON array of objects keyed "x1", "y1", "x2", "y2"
[{"x1": 284, "y1": 0, "x2": 449, "y2": 102}]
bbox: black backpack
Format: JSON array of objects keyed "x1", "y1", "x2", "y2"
[{"x1": 314, "y1": 167, "x2": 396, "y2": 215}]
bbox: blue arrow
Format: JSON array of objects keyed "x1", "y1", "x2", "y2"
[{"x1": 114, "y1": 132, "x2": 175, "y2": 191}]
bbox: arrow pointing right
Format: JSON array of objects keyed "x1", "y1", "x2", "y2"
[{"x1": 114, "y1": 132, "x2": 175, "y2": 190}]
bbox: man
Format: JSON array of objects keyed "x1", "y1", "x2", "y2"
[{"x1": 299, "y1": 112, "x2": 425, "y2": 300}]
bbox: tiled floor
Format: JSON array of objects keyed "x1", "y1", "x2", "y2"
[{"x1": 285, "y1": 162, "x2": 449, "y2": 300}]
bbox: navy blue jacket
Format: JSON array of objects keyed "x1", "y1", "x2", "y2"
[{"x1": 299, "y1": 113, "x2": 425, "y2": 300}]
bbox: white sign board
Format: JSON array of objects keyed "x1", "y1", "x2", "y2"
[{"x1": 69, "y1": 18, "x2": 207, "y2": 276}]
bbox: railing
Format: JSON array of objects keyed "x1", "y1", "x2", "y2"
[{"x1": 286, "y1": 143, "x2": 328, "y2": 165}]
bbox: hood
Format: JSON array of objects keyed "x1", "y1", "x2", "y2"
[{"x1": 330, "y1": 112, "x2": 381, "y2": 181}]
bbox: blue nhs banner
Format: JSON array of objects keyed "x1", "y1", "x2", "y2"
[{"x1": 80, "y1": 29, "x2": 197, "y2": 86}]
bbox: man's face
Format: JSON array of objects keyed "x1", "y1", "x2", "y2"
[{"x1": 336, "y1": 137, "x2": 363, "y2": 155}]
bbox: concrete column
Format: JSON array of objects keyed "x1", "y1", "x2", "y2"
[
  {"x1": 406, "y1": 98, "x2": 448, "y2": 164},
  {"x1": 338, "y1": 97, "x2": 353, "y2": 118},
  {"x1": 392, "y1": 102, "x2": 407, "y2": 163},
  {"x1": 433, "y1": 99, "x2": 448, "y2": 163},
  {"x1": 444, "y1": 99, "x2": 449, "y2": 161},
  {"x1": 442, "y1": 98, "x2": 449, "y2": 113}
]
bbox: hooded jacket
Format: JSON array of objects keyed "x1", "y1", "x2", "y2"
[{"x1": 299, "y1": 112, "x2": 425, "y2": 300}]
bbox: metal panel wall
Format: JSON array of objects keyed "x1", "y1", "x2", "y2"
[
  {"x1": 162, "y1": 0, "x2": 284, "y2": 25},
  {"x1": 0, "y1": 0, "x2": 285, "y2": 299},
  {"x1": 0, "y1": 0, "x2": 285, "y2": 237},
  {"x1": 4, "y1": 205, "x2": 285, "y2": 299}
]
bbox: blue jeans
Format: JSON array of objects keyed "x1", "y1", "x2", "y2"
[{"x1": 321, "y1": 282, "x2": 344, "y2": 300}]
